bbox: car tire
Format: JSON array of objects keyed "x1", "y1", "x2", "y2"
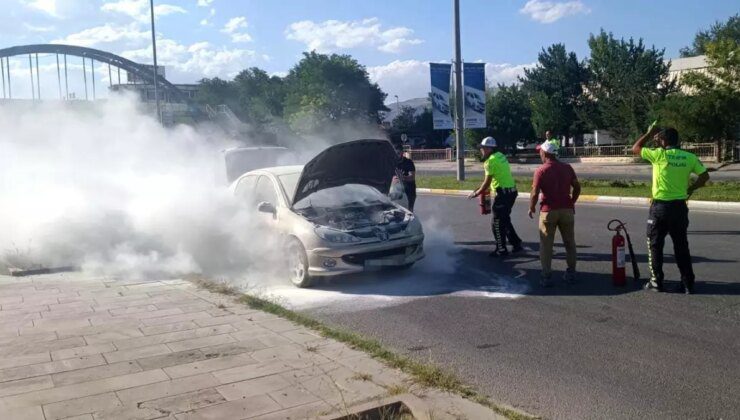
[{"x1": 287, "y1": 239, "x2": 312, "y2": 288}]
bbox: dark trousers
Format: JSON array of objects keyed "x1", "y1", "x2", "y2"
[
  {"x1": 404, "y1": 185, "x2": 416, "y2": 212},
  {"x1": 647, "y1": 200, "x2": 695, "y2": 288},
  {"x1": 492, "y1": 188, "x2": 522, "y2": 251}
]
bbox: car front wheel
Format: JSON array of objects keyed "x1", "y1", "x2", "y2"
[{"x1": 287, "y1": 239, "x2": 312, "y2": 288}]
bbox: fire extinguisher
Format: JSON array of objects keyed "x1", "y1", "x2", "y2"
[
  {"x1": 479, "y1": 190, "x2": 491, "y2": 215},
  {"x1": 607, "y1": 219, "x2": 640, "y2": 286}
]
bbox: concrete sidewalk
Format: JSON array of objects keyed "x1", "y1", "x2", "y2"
[{"x1": 0, "y1": 273, "x2": 502, "y2": 420}]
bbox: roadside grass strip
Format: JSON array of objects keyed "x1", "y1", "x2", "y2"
[{"x1": 189, "y1": 276, "x2": 538, "y2": 420}]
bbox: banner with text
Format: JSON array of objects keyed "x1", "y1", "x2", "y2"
[
  {"x1": 463, "y1": 63, "x2": 486, "y2": 129},
  {"x1": 429, "y1": 63, "x2": 453, "y2": 130}
]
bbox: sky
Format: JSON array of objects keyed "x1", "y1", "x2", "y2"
[{"x1": 1, "y1": 0, "x2": 738, "y2": 102}]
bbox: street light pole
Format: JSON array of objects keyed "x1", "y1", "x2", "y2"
[
  {"x1": 149, "y1": 0, "x2": 161, "y2": 123},
  {"x1": 453, "y1": 0, "x2": 465, "y2": 180},
  {"x1": 394, "y1": 94, "x2": 399, "y2": 110}
]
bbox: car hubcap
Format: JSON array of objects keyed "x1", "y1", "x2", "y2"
[{"x1": 290, "y1": 248, "x2": 305, "y2": 283}]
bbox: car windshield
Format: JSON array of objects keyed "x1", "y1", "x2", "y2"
[
  {"x1": 278, "y1": 172, "x2": 301, "y2": 199},
  {"x1": 293, "y1": 184, "x2": 390, "y2": 210}
]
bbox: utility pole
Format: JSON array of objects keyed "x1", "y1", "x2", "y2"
[
  {"x1": 149, "y1": 0, "x2": 162, "y2": 123},
  {"x1": 453, "y1": 0, "x2": 465, "y2": 180}
]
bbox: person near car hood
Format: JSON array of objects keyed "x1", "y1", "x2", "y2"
[
  {"x1": 467, "y1": 137, "x2": 523, "y2": 257},
  {"x1": 396, "y1": 147, "x2": 417, "y2": 211}
]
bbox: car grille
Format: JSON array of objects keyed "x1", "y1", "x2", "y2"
[{"x1": 342, "y1": 245, "x2": 418, "y2": 265}]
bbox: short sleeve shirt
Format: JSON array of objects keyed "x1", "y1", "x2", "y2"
[
  {"x1": 533, "y1": 160, "x2": 577, "y2": 212},
  {"x1": 484, "y1": 152, "x2": 516, "y2": 190},
  {"x1": 396, "y1": 157, "x2": 416, "y2": 190},
  {"x1": 640, "y1": 148, "x2": 707, "y2": 201}
]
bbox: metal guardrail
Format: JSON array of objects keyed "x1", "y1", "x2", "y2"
[{"x1": 407, "y1": 143, "x2": 720, "y2": 162}]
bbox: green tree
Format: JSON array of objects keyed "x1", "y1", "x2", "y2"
[
  {"x1": 520, "y1": 44, "x2": 588, "y2": 138},
  {"x1": 657, "y1": 38, "x2": 740, "y2": 141},
  {"x1": 486, "y1": 84, "x2": 535, "y2": 150},
  {"x1": 232, "y1": 67, "x2": 285, "y2": 127},
  {"x1": 282, "y1": 51, "x2": 388, "y2": 136},
  {"x1": 391, "y1": 106, "x2": 417, "y2": 132},
  {"x1": 680, "y1": 14, "x2": 740, "y2": 57},
  {"x1": 583, "y1": 30, "x2": 675, "y2": 142},
  {"x1": 194, "y1": 77, "x2": 238, "y2": 109}
]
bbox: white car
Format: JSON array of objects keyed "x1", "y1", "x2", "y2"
[
  {"x1": 465, "y1": 91, "x2": 485, "y2": 113},
  {"x1": 431, "y1": 91, "x2": 450, "y2": 115},
  {"x1": 230, "y1": 139, "x2": 425, "y2": 287}
]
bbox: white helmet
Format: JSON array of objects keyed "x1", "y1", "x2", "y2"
[{"x1": 480, "y1": 137, "x2": 497, "y2": 148}]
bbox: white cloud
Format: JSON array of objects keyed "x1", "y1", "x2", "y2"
[
  {"x1": 221, "y1": 16, "x2": 252, "y2": 43},
  {"x1": 285, "y1": 18, "x2": 423, "y2": 54},
  {"x1": 101, "y1": 0, "x2": 186, "y2": 23},
  {"x1": 197, "y1": 0, "x2": 214, "y2": 6},
  {"x1": 368, "y1": 60, "x2": 534, "y2": 101},
  {"x1": 519, "y1": 0, "x2": 590, "y2": 24},
  {"x1": 200, "y1": 8, "x2": 216, "y2": 26},
  {"x1": 24, "y1": 23, "x2": 56, "y2": 32},
  {"x1": 52, "y1": 23, "x2": 149, "y2": 47},
  {"x1": 122, "y1": 39, "x2": 256, "y2": 80},
  {"x1": 23, "y1": 0, "x2": 59, "y2": 17}
]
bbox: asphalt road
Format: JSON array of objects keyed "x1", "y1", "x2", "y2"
[
  {"x1": 416, "y1": 162, "x2": 740, "y2": 181},
  {"x1": 270, "y1": 196, "x2": 740, "y2": 419}
]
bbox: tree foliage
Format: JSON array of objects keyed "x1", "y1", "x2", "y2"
[
  {"x1": 520, "y1": 44, "x2": 588, "y2": 138},
  {"x1": 583, "y1": 30, "x2": 675, "y2": 142},
  {"x1": 391, "y1": 106, "x2": 417, "y2": 133},
  {"x1": 485, "y1": 84, "x2": 534, "y2": 149},
  {"x1": 680, "y1": 14, "x2": 740, "y2": 57},
  {"x1": 232, "y1": 67, "x2": 285, "y2": 127},
  {"x1": 282, "y1": 51, "x2": 388, "y2": 135}
]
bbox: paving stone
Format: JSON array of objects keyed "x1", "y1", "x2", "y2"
[
  {"x1": 247, "y1": 400, "x2": 330, "y2": 420},
  {"x1": 140, "y1": 321, "x2": 198, "y2": 336},
  {"x1": 212, "y1": 360, "x2": 294, "y2": 385},
  {"x1": 1, "y1": 336, "x2": 87, "y2": 358},
  {"x1": 215, "y1": 374, "x2": 293, "y2": 401},
  {"x1": 141, "y1": 312, "x2": 213, "y2": 327},
  {"x1": 228, "y1": 327, "x2": 271, "y2": 342},
  {"x1": 103, "y1": 344, "x2": 171, "y2": 364},
  {"x1": 166, "y1": 333, "x2": 235, "y2": 353},
  {"x1": 114, "y1": 325, "x2": 235, "y2": 351},
  {"x1": 108, "y1": 304, "x2": 158, "y2": 316},
  {"x1": 51, "y1": 343, "x2": 117, "y2": 361},
  {"x1": 268, "y1": 384, "x2": 321, "y2": 409},
  {"x1": 83, "y1": 328, "x2": 145, "y2": 345},
  {"x1": 175, "y1": 394, "x2": 281, "y2": 420},
  {"x1": 42, "y1": 392, "x2": 122, "y2": 420},
  {"x1": 135, "y1": 350, "x2": 207, "y2": 371},
  {"x1": 0, "y1": 405, "x2": 45, "y2": 420},
  {"x1": 199, "y1": 340, "x2": 268, "y2": 358},
  {"x1": 92, "y1": 405, "x2": 171, "y2": 420},
  {"x1": 0, "y1": 352, "x2": 51, "y2": 370},
  {"x1": 0, "y1": 369, "x2": 169, "y2": 409},
  {"x1": 116, "y1": 373, "x2": 219, "y2": 406},
  {"x1": 29, "y1": 318, "x2": 91, "y2": 331},
  {"x1": 55, "y1": 322, "x2": 141, "y2": 340},
  {"x1": 0, "y1": 375, "x2": 54, "y2": 397},
  {"x1": 279, "y1": 329, "x2": 323, "y2": 345},
  {"x1": 258, "y1": 319, "x2": 301, "y2": 333},
  {"x1": 52, "y1": 361, "x2": 142, "y2": 387},
  {"x1": 255, "y1": 334, "x2": 293, "y2": 348},
  {"x1": 122, "y1": 308, "x2": 184, "y2": 321},
  {"x1": 0, "y1": 355, "x2": 105, "y2": 383},
  {"x1": 139, "y1": 388, "x2": 225, "y2": 416},
  {"x1": 163, "y1": 354, "x2": 257, "y2": 379},
  {"x1": 0, "y1": 331, "x2": 58, "y2": 348}
]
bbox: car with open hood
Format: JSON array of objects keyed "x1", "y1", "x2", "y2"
[{"x1": 230, "y1": 139, "x2": 425, "y2": 287}]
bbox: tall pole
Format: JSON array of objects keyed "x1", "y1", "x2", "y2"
[
  {"x1": 28, "y1": 54, "x2": 35, "y2": 100},
  {"x1": 91, "y1": 58, "x2": 96, "y2": 100},
  {"x1": 35, "y1": 53, "x2": 41, "y2": 100},
  {"x1": 150, "y1": 0, "x2": 162, "y2": 122},
  {"x1": 64, "y1": 54, "x2": 68, "y2": 99},
  {"x1": 6, "y1": 57, "x2": 11, "y2": 99},
  {"x1": 82, "y1": 57, "x2": 88, "y2": 100},
  {"x1": 56, "y1": 54, "x2": 62, "y2": 99},
  {"x1": 1, "y1": 57, "x2": 5, "y2": 99},
  {"x1": 453, "y1": 0, "x2": 465, "y2": 180}
]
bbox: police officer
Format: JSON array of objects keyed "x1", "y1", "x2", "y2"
[
  {"x1": 545, "y1": 130, "x2": 560, "y2": 155},
  {"x1": 468, "y1": 137, "x2": 523, "y2": 257},
  {"x1": 632, "y1": 125, "x2": 710, "y2": 293}
]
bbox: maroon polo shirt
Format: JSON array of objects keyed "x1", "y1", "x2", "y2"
[{"x1": 533, "y1": 160, "x2": 577, "y2": 212}]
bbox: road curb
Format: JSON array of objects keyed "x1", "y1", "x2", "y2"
[{"x1": 416, "y1": 188, "x2": 740, "y2": 211}]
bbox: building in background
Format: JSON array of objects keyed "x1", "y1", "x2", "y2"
[
  {"x1": 108, "y1": 65, "x2": 200, "y2": 103},
  {"x1": 666, "y1": 55, "x2": 709, "y2": 93}
]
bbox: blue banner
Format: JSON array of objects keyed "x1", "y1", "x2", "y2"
[
  {"x1": 463, "y1": 63, "x2": 486, "y2": 129},
  {"x1": 429, "y1": 63, "x2": 453, "y2": 130}
]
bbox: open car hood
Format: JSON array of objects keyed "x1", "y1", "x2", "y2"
[{"x1": 292, "y1": 139, "x2": 397, "y2": 206}]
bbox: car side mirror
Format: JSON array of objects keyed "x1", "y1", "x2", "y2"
[{"x1": 257, "y1": 201, "x2": 276, "y2": 214}]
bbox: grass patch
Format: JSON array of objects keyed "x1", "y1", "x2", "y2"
[
  {"x1": 236, "y1": 293, "x2": 536, "y2": 420},
  {"x1": 417, "y1": 175, "x2": 740, "y2": 202}
]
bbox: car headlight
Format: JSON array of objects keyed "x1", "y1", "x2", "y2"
[
  {"x1": 405, "y1": 218, "x2": 424, "y2": 235},
  {"x1": 314, "y1": 227, "x2": 361, "y2": 243}
]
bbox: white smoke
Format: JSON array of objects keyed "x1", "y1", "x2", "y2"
[{"x1": 0, "y1": 95, "x2": 280, "y2": 278}]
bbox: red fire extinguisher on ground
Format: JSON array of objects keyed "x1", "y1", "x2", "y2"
[
  {"x1": 479, "y1": 190, "x2": 491, "y2": 215},
  {"x1": 607, "y1": 219, "x2": 640, "y2": 286}
]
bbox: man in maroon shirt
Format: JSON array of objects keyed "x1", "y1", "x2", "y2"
[{"x1": 528, "y1": 141, "x2": 581, "y2": 286}]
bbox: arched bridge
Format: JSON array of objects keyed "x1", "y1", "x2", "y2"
[{"x1": 0, "y1": 44, "x2": 188, "y2": 103}]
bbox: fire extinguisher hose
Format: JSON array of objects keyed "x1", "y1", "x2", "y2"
[{"x1": 607, "y1": 219, "x2": 641, "y2": 281}]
